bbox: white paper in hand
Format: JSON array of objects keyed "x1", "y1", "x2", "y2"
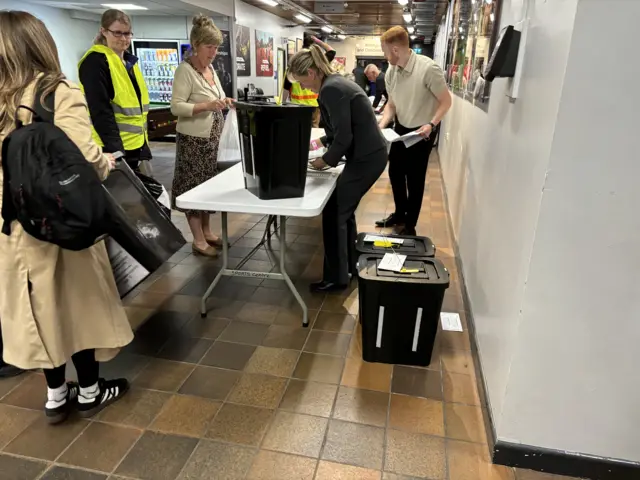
[{"x1": 378, "y1": 253, "x2": 406, "y2": 272}]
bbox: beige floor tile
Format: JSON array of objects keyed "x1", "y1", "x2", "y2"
[
  {"x1": 261, "y1": 411, "x2": 328, "y2": 457},
  {"x1": 176, "y1": 440, "x2": 256, "y2": 480},
  {"x1": 293, "y1": 353, "x2": 345, "y2": 384},
  {"x1": 341, "y1": 358, "x2": 393, "y2": 392},
  {"x1": 448, "y1": 440, "x2": 515, "y2": 480},
  {"x1": 244, "y1": 347, "x2": 299, "y2": 377},
  {"x1": 206, "y1": 403, "x2": 273, "y2": 446},
  {"x1": 515, "y1": 469, "x2": 581, "y2": 480},
  {"x1": 443, "y1": 371, "x2": 481, "y2": 405},
  {"x1": 0, "y1": 404, "x2": 39, "y2": 449},
  {"x1": 315, "y1": 461, "x2": 381, "y2": 480},
  {"x1": 389, "y1": 394, "x2": 444, "y2": 436},
  {"x1": 441, "y1": 349, "x2": 475, "y2": 376},
  {"x1": 332, "y1": 386, "x2": 389, "y2": 427},
  {"x1": 134, "y1": 359, "x2": 195, "y2": 392},
  {"x1": 228, "y1": 373, "x2": 288, "y2": 408},
  {"x1": 149, "y1": 394, "x2": 221, "y2": 437},
  {"x1": 246, "y1": 451, "x2": 317, "y2": 480},
  {"x1": 279, "y1": 380, "x2": 338, "y2": 417},
  {"x1": 385, "y1": 429, "x2": 447, "y2": 479},
  {"x1": 96, "y1": 388, "x2": 170, "y2": 429},
  {"x1": 445, "y1": 403, "x2": 487, "y2": 443},
  {"x1": 322, "y1": 419, "x2": 385, "y2": 469}
]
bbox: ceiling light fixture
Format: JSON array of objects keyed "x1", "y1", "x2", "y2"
[
  {"x1": 403, "y1": 11, "x2": 412, "y2": 23},
  {"x1": 337, "y1": 34, "x2": 346, "y2": 40},
  {"x1": 295, "y1": 13, "x2": 312, "y2": 23},
  {"x1": 398, "y1": 0, "x2": 409, "y2": 5},
  {"x1": 407, "y1": 26, "x2": 415, "y2": 33},
  {"x1": 321, "y1": 25, "x2": 332, "y2": 33},
  {"x1": 101, "y1": 3, "x2": 148, "y2": 9},
  {"x1": 259, "y1": 0, "x2": 278, "y2": 6}
]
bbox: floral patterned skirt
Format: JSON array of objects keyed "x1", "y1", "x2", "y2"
[{"x1": 171, "y1": 110, "x2": 224, "y2": 215}]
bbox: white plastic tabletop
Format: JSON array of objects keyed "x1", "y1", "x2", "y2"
[{"x1": 176, "y1": 128, "x2": 343, "y2": 217}]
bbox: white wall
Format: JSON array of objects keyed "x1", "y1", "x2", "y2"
[
  {"x1": 131, "y1": 14, "x2": 230, "y2": 41},
  {"x1": 333, "y1": 37, "x2": 357, "y2": 73},
  {"x1": 11, "y1": 1, "x2": 99, "y2": 82},
  {"x1": 440, "y1": 0, "x2": 640, "y2": 463},
  {"x1": 234, "y1": 0, "x2": 304, "y2": 95}
]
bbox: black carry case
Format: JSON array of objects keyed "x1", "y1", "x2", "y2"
[
  {"x1": 235, "y1": 100, "x2": 315, "y2": 200},
  {"x1": 356, "y1": 232, "x2": 436, "y2": 258},
  {"x1": 103, "y1": 161, "x2": 186, "y2": 296},
  {"x1": 357, "y1": 254, "x2": 450, "y2": 367}
]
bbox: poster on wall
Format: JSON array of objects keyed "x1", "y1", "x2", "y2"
[
  {"x1": 235, "y1": 24, "x2": 251, "y2": 77},
  {"x1": 214, "y1": 30, "x2": 233, "y2": 98},
  {"x1": 296, "y1": 38, "x2": 303, "y2": 52},
  {"x1": 332, "y1": 56, "x2": 346, "y2": 74},
  {"x1": 255, "y1": 30, "x2": 274, "y2": 77},
  {"x1": 287, "y1": 39, "x2": 296, "y2": 57}
]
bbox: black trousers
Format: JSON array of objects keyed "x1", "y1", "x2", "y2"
[
  {"x1": 42, "y1": 349, "x2": 99, "y2": 389},
  {"x1": 388, "y1": 122, "x2": 436, "y2": 229},
  {"x1": 322, "y1": 150, "x2": 388, "y2": 285},
  {"x1": 0, "y1": 322, "x2": 4, "y2": 367}
]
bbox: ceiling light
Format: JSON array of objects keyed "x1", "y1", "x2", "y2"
[
  {"x1": 403, "y1": 11, "x2": 412, "y2": 23},
  {"x1": 321, "y1": 25, "x2": 332, "y2": 33},
  {"x1": 259, "y1": 0, "x2": 278, "y2": 6},
  {"x1": 337, "y1": 34, "x2": 346, "y2": 40},
  {"x1": 397, "y1": 0, "x2": 409, "y2": 5},
  {"x1": 101, "y1": 3, "x2": 148, "y2": 9},
  {"x1": 295, "y1": 13, "x2": 312, "y2": 23},
  {"x1": 407, "y1": 26, "x2": 415, "y2": 33}
]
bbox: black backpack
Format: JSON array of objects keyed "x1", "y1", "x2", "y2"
[{"x1": 1, "y1": 83, "x2": 108, "y2": 250}]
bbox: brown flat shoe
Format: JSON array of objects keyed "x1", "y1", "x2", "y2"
[
  {"x1": 192, "y1": 243, "x2": 219, "y2": 258},
  {"x1": 206, "y1": 237, "x2": 230, "y2": 249}
]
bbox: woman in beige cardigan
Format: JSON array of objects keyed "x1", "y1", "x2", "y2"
[
  {"x1": 0, "y1": 11, "x2": 133, "y2": 424},
  {"x1": 171, "y1": 15, "x2": 233, "y2": 257}
]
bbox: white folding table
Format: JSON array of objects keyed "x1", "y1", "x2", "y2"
[{"x1": 176, "y1": 129, "x2": 342, "y2": 327}]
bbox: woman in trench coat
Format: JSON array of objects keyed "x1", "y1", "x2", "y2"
[{"x1": 0, "y1": 11, "x2": 133, "y2": 424}]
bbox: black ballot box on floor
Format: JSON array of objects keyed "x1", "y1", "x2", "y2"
[
  {"x1": 357, "y1": 254, "x2": 450, "y2": 367},
  {"x1": 356, "y1": 232, "x2": 436, "y2": 258},
  {"x1": 235, "y1": 101, "x2": 315, "y2": 200}
]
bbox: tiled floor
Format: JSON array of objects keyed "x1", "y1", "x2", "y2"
[{"x1": 0, "y1": 144, "x2": 581, "y2": 480}]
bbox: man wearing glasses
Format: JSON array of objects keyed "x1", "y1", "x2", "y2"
[{"x1": 79, "y1": 9, "x2": 151, "y2": 171}]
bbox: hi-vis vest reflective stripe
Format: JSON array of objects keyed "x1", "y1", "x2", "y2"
[
  {"x1": 290, "y1": 82, "x2": 318, "y2": 107},
  {"x1": 78, "y1": 45, "x2": 150, "y2": 150}
]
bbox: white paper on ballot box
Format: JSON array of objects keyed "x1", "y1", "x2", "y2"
[{"x1": 106, "y1": 238, "x2": 150, "y2": 298}]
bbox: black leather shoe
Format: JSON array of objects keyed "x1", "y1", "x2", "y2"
[
  {"x1": 0, "y1": 363, "x2": 25, "y2": 378},
  {"x1": 309, "y1": 281, "x2": 348, "y2": 294},
  {"x1": 375, "y1": 213, "x2": 405, "y2": 228},
  {"x1": 395, "y1": 226, "x2": 417, "y2": 236}
]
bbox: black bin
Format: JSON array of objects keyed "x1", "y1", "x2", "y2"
[
  {"x1": 357, "y1": 254, "x2": 449, "y2": 367},
  {"x1": 235, "y1": 101, "x2": 315, "y2": 200},
  {"x1": 356, "y1": 232, "x2": 436, "y2": 258}
]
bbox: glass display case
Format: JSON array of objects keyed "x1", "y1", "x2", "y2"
[
  {"x1": 131, "y1": 40, "x2": 180, "y2": 105},
  {"x1": 445, "y1": 0, "x2": 502, "y2": 111}
]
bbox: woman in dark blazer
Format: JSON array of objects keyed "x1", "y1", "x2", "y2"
[{"x1": 288, "y1": 45, "x2": 388, "y2": 293}]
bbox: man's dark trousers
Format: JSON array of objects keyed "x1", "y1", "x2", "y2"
[{"x1": 388, "y1": 121, "x2": 436, "y2": 229}]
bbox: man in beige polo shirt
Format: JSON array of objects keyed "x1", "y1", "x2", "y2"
[{"x1": 377, "y1": 26, "x2": 452, "y2": 236}]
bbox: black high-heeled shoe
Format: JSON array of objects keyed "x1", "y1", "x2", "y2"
[{"x1": 309, "y1": 281, "x2": 348, "y2": 294}]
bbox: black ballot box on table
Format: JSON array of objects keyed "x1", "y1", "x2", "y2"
[
  {"x1": 357, "y1": 254, "x2": 450, "y2": 367},
  {"x1": 102, "y1": 161, "x2": 186, "y2": 297},
  {"x1": 356, "y1": 232, "x2": 436, "y2": 258},
  {"x1": 235, "y1": 100, "x2": 315, "y2": 200}
]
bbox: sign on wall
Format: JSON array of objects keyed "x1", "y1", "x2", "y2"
[
  {"x1": 355, "y1": 36, "x2": 384, "y2": 57},
  {"x1": 214, "y1": 30, "x2": 233, "y2": 97},
  {"x1": 255, "y1": 30, "x2": 274, "y2": 77},
  {"x1": 235, "y1": 24, "x2": 251, "y2": 77}
]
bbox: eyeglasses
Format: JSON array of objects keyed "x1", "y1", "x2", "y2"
[{"x1": 107, "y1": 29, "x2": 134, "y2": 39}]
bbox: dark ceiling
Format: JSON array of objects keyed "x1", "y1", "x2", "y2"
[{"x1": 241, "y1": 0, "x2": 449, "y2": 44}]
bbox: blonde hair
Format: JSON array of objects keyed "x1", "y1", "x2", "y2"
[
  {"x1": 287, "y1": 45, "x2": 334, "y2": 82},
  {"x1": 381, "y1": 26, "x2": 410, "y2": 47},
  {"x1": 190, "y1": 14, "x2": 222, "y2": 48},
  {"x1": 0, "y1": 11, "x2": 65, "y2": 133},
  {"x1": 95, "y1": 9, "x2": 131, "y2": 46}
]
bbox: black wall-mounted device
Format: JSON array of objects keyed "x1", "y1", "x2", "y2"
[{"x1": 483, "y1": 25, "x2": 521, "y2": 82}]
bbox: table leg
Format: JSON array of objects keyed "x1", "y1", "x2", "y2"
[
  {"x1": 200, "y1": 212, "x2": 229, "y2": 318},
  {"x1": 278, "y1": 215, "x2": 309, "y2": 327}
]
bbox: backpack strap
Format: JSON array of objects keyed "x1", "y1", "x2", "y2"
[{"x1": 32, "y1": 81, "x2": 56, "y2": 123}]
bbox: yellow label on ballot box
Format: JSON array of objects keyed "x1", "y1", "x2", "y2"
[{"x1": 373, "y1": 240, "x2": 395, "y2": 248}]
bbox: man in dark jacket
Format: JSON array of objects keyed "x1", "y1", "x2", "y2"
[{"x1": 365, "y1": 64, "x2": 388, "y2": 110}]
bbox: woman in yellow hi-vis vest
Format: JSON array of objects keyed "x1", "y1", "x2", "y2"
[
  {"x1": 79, "y1": 9, "x2": 151, "y2": 170},
  {"x1": 283, "y1": 35, "x2": 336, "y2": 127}
]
